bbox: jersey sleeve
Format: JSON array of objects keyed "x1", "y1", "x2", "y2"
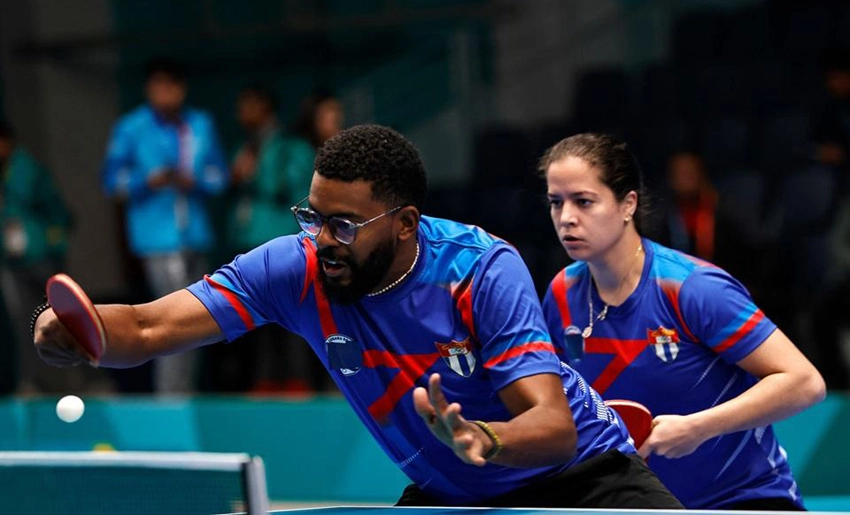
[
  {"x1": 679, "y1": 266, "x2": 777, "y2": 364},
  {"x1": 471, "y1": 244, "x2": 561, "y2": 391},
  {"x1": 186, "y1": 235, "x2": 308, "y2": 341}
]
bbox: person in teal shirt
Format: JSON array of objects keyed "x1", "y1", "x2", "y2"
[
  {"x1": 0, "y1": 120, "x2": 89, "y2": 394},
  {"x1": 228, "y1": 86, "x2": 314, "y2": 252},
  {"x1": 221, "y1": 86, "x2": 319, "y2": 393}
]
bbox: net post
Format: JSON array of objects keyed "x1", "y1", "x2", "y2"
[{"x1": 243, "y1": 455, "x2": 270, "y2": 515}]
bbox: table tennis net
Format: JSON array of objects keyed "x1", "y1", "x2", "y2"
[{"x1": 0, "y1": 451, "x2": 268, "y2": 515}]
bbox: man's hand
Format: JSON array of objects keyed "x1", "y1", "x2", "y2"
[
  {"x1": 146, "y1": 169, "x2": 175, "y2": 190},
  {"x1": 33, "y1": 308, "x2": 93, "y2": 367},
  {"x1": 231, "y1": 150, "x2": 257, "y2": 183},
  {"x1": 172, "y1": 171, "x2": 195, "y2": 192},
  {"x1": 413, "y1": 373, "x2": 494, "y2": 466}
]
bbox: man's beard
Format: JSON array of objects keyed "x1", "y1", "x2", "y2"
[{"x1": 318, "y1": 239, "x2": 396, "y2": 304}]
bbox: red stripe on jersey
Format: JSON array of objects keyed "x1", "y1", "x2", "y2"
[
  {"x1": 300, "y1": 238, "x2": 317, "y2": 303},
  {"x1": 714, "y1": 309, "x2": 765, "y2": 353},
  {"x1": 585, "y1": 337, "x2": 649, "y2": 395},
  {"x1": 363, "y1": 350, "x2": 441, "y2": 422},
  {"x1": 484, "y1": 341, "x2": 556, "y2": 368},
  {"x1": 315, "y1": 283, "x2": 338, "y2": 338},
  {"x1": 660, "y1": 281, "x2": 697, "y2": 342},
  {"x1": 551, "y1": 269, "x2": 572, "y2": 327},
  {"x1": 452, "y1": 277, "x2": 477, "y2": 341},
  {"x1": 299, "y1": 238, "x2": 338, "y2": 338},
  {"x1": 204, "y1": 275, "x2": 255, "y2": 331}
]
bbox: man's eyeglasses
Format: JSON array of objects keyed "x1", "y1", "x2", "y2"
[{"x1": 290, "y1": 197, "x2": 403, "y2": 245}]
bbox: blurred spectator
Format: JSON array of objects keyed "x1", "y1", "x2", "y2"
[
  {"x1": 260, "y1": 89, "x2": 343, "y2": 394},
  {"x1": 100, "y1": 57, "x2": 228, "y2": 394},
  {"x1": 217, "y1": 85, "x2": 317, "y2": 395},
  {"x1": 656, "y1": 150, "x2": 771, "y2": 303},
  {"x1": 227, "y1": 85, "x2": 313, "y2": 251},
  {"x1": 658, "y1": 151, "x2": 718, "y2": 261},
  {"x1": 292, "y1": 90, "x2": 344, "y2": 151},
  {"x1": 0, "y1": 120, "x2": 110, "y2": 394},
  {"x1": 811, "y1": 49, "x2": 850, "y2": 169},
  {"x1": 814, "y1": 194, "x2": 850, "y2": 390},
  {"x1": 809, "y1": 49, "x2": 850, "y2": 389}
]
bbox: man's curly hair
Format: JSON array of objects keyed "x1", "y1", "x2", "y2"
[{"x1": 314, "y1": 124, "x2": 427, "y2": 210}]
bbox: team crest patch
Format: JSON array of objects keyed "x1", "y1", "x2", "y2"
[
  {"x1": 435, "y1": 339, "x2": 476, "y2": 377},
  {"x1": 648, "y1": 326, "x2": 680, "y2": 363},
  {"x1": 326, "y1": 333, "x2": 363, "y2": 376}
]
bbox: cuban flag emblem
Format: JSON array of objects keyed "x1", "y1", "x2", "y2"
[
  {"x1": 648, "y1": 326, "x2": 680, "y2": 363},
  {"x1": 435, "y1": 339, "x2": 476, "y2": 377}
]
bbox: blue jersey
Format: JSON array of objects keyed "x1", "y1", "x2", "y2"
[
  {"x1": 188, "y1": 216, "x2": 632, "y2": 504},
  {"x1": 542, "y1": 239, "x2": 802, "y2": 509}
]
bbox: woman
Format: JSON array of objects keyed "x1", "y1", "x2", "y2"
[
  {"x1": 539, "y1": 133, "x2": 825, "y2": 510},
  {"x1": 293, "y1": 90, "x2": 344, "y2": 151}
]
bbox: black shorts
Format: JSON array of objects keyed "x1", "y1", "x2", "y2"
[{"x1": 396, "y1": 450, "x2": 684, "y2": 509}]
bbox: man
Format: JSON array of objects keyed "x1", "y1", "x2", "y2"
[
  {"x1": 36, "y1": 125, "x2": 680, "y2": 508},
  {"x1": 100, "y1": 57, "x2": 228, "y2": 393}
]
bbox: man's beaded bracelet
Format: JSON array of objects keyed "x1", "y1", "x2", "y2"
[
  {"x1": 472, "y1": 420, "x2": 503, "y2": 461},
  {"x1": 29, "y1": 302, "x2": 52, "y2": 340}
]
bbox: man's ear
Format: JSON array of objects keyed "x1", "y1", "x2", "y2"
[{"x1": 397, "y1": 206, "x2": 420, "y2": 242}]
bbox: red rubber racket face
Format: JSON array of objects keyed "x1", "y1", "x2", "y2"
[
  {"x1": 46, "y1": 274, "x2": 106, "y2": 364},
  {"x1": 605, "y1": 399, "x2": 653, "y2": 448}
]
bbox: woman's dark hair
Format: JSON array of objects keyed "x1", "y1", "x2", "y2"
[
  {"x1": 539, "y1": 132, "x2": 651, "y2": 234},
  {"x1": 293, "y1": 89, "x2": 338, "y2": 149},
  {"x1": 314, "y1": 124, "x2": 427, "y2": 210}
]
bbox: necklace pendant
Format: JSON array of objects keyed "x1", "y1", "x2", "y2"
[{"x1": 581, "y1": 326, "x2": 593, "y2": 339}]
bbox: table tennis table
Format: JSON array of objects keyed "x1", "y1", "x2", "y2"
[{"x1": 255, "y1": 505, "x2": 848, "y2": 515}]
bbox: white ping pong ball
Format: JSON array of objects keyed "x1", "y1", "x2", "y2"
[{"x1": 56, "y1": 395, "x2": 85, "y2": 423}]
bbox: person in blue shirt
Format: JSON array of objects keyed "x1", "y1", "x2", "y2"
[
  {"x1": 100, "y1": 57, "x2": 228, "y2": 394},
  {"x1": 34, "y1": 125, "x2": 680, "y2": 508},
  {"x1": 539, "y1": 132, "x2": 826, "y2": 510}
]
